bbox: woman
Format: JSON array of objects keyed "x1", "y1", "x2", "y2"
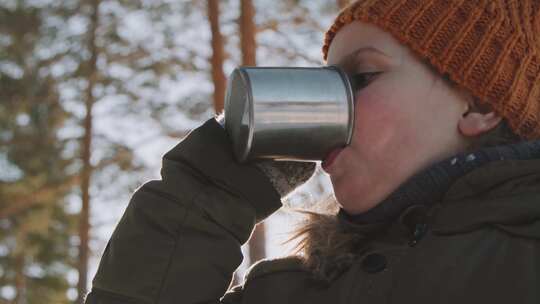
[{"x1": 86, "y1": 1, "x2": 540, "y2": 303}]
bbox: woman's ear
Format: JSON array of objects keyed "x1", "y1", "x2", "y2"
[{"x1": 458, "y1": 109, "x2": 503, "y2": 137}]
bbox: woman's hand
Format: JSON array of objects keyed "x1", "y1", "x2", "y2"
[{"x1": 255, "y1": 160, "x2": 316, "y2": 198}]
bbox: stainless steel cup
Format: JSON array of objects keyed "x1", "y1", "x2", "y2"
[{"x1": 224, "y1": 66, "x2": 355, "y2": 162}]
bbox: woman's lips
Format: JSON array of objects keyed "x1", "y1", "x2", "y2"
[{"x1": 322, "y1": 147, "x2": 345, "y2": 172}]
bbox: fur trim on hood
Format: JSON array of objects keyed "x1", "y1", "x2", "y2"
[{"x1": 287, "y1": 199, "x2": 389, "y2": 284}]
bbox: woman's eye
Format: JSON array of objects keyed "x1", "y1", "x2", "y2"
[{"x1": 350, "y1": 72, "x2": 380, "y2": 90}]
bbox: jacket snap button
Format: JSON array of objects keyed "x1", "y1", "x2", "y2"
[{"x1": 361, "y1": 253, "x2": 387, "y2": 274}]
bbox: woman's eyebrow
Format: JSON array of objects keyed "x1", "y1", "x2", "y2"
[{"x1": 340, "y1": 46, "x2": 391, "y2": 66}]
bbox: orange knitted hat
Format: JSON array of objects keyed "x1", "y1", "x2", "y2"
[{"x1": 323, "y1": 0, "x2": 540, "y2": 140}]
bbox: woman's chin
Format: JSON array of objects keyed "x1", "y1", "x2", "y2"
[
  {"x1": 334, "y1": 188, "x2": 370, "y2": 215},
  {"x1": 339, "y1": 202, "x2": 375, "y2": 215},
  {"x1": 329, "y1": 154, "x2": 383, "y2": 215}
]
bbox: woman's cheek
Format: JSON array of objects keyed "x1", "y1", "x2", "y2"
[{"x1": 353, "y1": 94, "x2": 399, "y2": 152}]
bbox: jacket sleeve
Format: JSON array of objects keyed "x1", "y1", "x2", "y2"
[{"x1": 85, "y1": 117, "x2": 282, "y2": 304}]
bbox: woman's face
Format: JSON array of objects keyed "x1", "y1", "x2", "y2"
[{"x1": 324, "y1": 20, "x2": 485, "y2": 215}]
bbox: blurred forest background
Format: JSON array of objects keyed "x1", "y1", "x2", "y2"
[{"x1": 0, "y1": 0, "x2": 349, "y2": 303}]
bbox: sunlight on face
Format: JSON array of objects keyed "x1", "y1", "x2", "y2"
[{"x1": 324, "y1": 20, "x2": 470, "y2": 215}]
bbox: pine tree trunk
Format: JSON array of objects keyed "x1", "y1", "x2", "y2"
[
  {"x1": 240, "y1": 0, "x2": 256, "y2": 66},
  {"x1": 13, "y1": 254, "x2": 26, "y2": 304},
  {"x1": 248, "y1": 223, "x2": 266, "y2": 266},
  {"x1": 207, "y1": 0, "x2": 227, "y2": 114},
  {"x1": 239, "y1": 0, "x2": 266, "y2": 266},
  {"x1": 77, "y1": 0, "x2": 100, "y2": 302},
  {"x1": 337, "y1": 0, "x2": 349, "y2": 9}
]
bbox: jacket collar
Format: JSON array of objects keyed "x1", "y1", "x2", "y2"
[{"x1": 431, "y1": 158, "x2": 540, "y2": 239}]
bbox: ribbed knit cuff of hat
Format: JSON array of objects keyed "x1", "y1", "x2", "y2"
[{"x1": 214, "y1": 114, "x2": 316, "y2": 198}]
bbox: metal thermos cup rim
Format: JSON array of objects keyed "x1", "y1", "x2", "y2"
[
  {"x1": 330, "y1": 65, "x2": 356, "y2": 146},
  {"x1": 224, "y1": 68, "x2": 255, "y2": 162}
]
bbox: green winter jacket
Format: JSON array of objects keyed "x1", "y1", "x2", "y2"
[{"x1": 85, "y1": 118, "x2": 540, "y2": 304}]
